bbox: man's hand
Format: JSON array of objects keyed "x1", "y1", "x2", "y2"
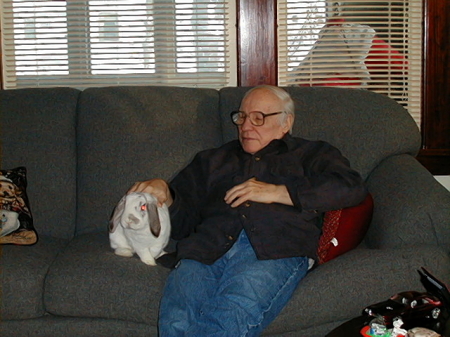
[
  {"x1": 224, "y1": 177, "x2": 293, "y2": 208},
  {"x1": 128, "y1": 179, "x2": 173, "y2": 207}
]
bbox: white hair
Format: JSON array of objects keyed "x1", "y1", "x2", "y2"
[{"x1": 242, "y1": 85, "x2": 295, "y2": 133}]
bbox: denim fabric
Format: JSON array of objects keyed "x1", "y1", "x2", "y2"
[{"x1": 158, "y1": 230, "x2": 309, "y2": 336}]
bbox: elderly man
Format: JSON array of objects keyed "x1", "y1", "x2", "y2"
[{"x1": 130, "y1": 85, "x2": 367, "y2": 336}]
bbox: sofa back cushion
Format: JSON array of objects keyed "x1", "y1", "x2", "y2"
[
  {"x1": 76, "y1": 86, "x2": 222, "y2": 235},
  {"x1": 219, "y1": 87, "x2": 421, "y2": 180},
  {"x1": 1, "y1": 88, "x2": 80, "y2": 239}
]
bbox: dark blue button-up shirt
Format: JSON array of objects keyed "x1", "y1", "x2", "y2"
[{"x1": 169, "y1": 134, "x2": 367, "y2": 265}]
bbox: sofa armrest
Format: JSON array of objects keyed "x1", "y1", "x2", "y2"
[{"x1": 365, "y1": 154, "x2": 450, "y2": 250}]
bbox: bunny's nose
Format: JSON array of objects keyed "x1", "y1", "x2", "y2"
[{"x1": 126, "y1": 214, "x2": 140, "y2": 227}]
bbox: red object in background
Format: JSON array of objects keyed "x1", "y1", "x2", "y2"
[
  {"x1": 327, "y1": 17, "x2": 346, "y2": 26},
  {"x1": 365, "y1": 37, "x2": 408, "y2": 75}
]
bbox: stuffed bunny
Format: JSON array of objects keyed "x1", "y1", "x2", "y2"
[{"x1": 109, "y1": 192, "x2": 171, "y2": 266}]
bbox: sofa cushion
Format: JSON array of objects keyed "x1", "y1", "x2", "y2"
[
  {"x1": 44, "y1": 232, "x2": 170, "y2": 325},
  {"x1": 366, "y1": 154, "x2": 450, "y2": 249},
  {"x1": 0, "y1": 88, "x2": 80, "y2": 240},
  {"x1": 0, "y1": 236, "x2": 68, "y2": 320},
  {"x1": 76, "y1": 86, "x2": 223, "y2": 235},
  {"x1": 1, "y1": 316, "x2": 156, "y2": 337},
  {"x1": 219, "y1": 87, "x2": 421, "y2": 180}
]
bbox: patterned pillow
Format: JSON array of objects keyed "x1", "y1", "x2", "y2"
[
  {"x1": 0, "y1": 167, "x2": 37, "y2": 245},
  {"x1": 317, "y1": 193, "x2": 374, "y2": 264}
]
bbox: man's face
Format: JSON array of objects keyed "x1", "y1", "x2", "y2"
[{"x1": 238, "y1": 88, "x2": 293, "y2": 154}]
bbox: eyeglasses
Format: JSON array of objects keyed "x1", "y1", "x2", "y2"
[{"x1": 230, "y1": 110, "x2": 285, "y2": 126}]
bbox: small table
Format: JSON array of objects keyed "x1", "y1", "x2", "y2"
[
  {"x1": 325, "y1": 316, "x2": 370, "y2": 337},
  {"x1": 325, "y1": 315, "x2": 450, "y2": 337}
]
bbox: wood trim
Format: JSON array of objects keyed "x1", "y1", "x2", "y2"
[
  {"x1": 421, "y1": 0, "x2": 450, "y2": 174},
  {"x1": 237, "y1": 0, "x2": 277, "y2": 86},
  {"x1": 417, "y1": 149, "x2": 450, "y2": 175}
]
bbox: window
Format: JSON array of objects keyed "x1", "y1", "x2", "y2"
[
  {"x1": 1, "y1": 0, "x2": 236, "y2": 89},
  {"x1": 278, "y1": 0, "x2": 422, "y2": 126}
]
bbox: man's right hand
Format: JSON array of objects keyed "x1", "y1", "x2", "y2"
[{"x1": 128, "y1": 179, "x2": 173, "y2": 207}]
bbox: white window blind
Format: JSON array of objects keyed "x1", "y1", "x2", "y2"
[
  {"x1": 1, "y1": 0, "x2": 236, "y2": 89},
  {"x1": 278, "y1": 0, "x2": 422, "y2": 127}
]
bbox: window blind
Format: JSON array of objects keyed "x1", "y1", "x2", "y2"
[
  {"x1": 278, "y1": 0, "x2": 422, "y2": 127},
  {"x1": 1, "y1": 0, "x2": 236, "y2": 89}
]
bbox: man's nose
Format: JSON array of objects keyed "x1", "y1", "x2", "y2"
[{"x1": 240, "y1": 115, "x2": 253, "y2": 130}]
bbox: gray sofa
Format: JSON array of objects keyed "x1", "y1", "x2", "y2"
[{"x1": 1, "y1": 86, "x2": 449, "y2": 337}]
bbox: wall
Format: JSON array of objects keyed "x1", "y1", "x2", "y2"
[{"x1": 435, "y1": 176, "x2": 450, "y2": 191}]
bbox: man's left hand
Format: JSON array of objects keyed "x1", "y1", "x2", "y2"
[{"x1": 224, "y1": 178, "x2": 293, "y2": 208}]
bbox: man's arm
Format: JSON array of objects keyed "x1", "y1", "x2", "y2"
[
  {"x1": 284, "y1": 142, "x2": 367, "y2": 212},
  {"x1": 225, "y1": 141, "x2": 367, "y2": 212},
  {"x1": 224, "y1": 177, "x2": 293, "y2": 208}
]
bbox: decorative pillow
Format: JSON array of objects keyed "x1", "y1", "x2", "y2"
[
  {"x1": 0, "y1": 166, "x2": 37, "y2": 245},
  {"x1": 317, "y1": 193, "x2": 374, "y2": 264}
]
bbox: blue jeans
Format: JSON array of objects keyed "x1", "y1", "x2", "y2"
[{"x1": 158, "y1": 230, "x2": 309, "y2": 337}]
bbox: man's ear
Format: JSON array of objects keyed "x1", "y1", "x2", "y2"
[{"x1": 283, "y1": 113, "x2": 294, "y2": 133}]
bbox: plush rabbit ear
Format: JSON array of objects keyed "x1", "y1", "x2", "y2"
[
  {"x1": 147, "y1": 202, "x2": 161, "y2": 237},
  {"x1": 109, "y1": 195, "x2": 126, "y2": 233}
]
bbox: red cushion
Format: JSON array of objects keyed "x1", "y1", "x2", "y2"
[
  {"x1": 317, "y1": 193, "x2": 374, "y2": 264},
  {"x1": 366, "y1": 37, "x2": 408, "y2": 73}
]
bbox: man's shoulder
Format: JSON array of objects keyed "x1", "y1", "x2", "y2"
[
  {"x1": 194, "y1": 140, "x2": 241, "y2": 160},
  {"x1": 197, "y1": 140, "x2": 240, "y2": 155},
  {"x1": 287, "y1": 135, "x2": 343, "y2": 156},
  {"x1": 286, "y1": 134, "x2": 330, "y2": 148}
]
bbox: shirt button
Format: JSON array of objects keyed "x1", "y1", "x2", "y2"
[
  {"x1": 254, "y1": 156, "x2": 261, "y2": 161},
  {"x1": 250, "y1": 227, "x2": 256, "y2": 232},
  {"x1": 245, "y1": 202, "x2": 251, "y2": 207},
  {"x1": 241, "y1": 214, "x2": 247, "y2": 219},
  {"x1": 227, "y1": 235, "x2": 233, "y2": 241}
]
